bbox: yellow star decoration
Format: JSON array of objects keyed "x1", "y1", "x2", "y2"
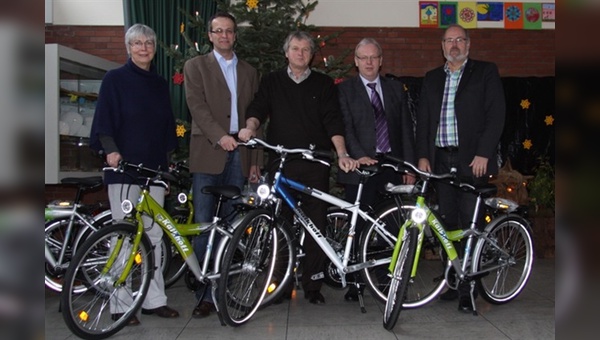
[
  {"x1": 176, "y1": 124, "x2": 187, "y2": 137},
  {"x1": 520, "y1": 99, "x2": 531, "y2": 110},
  {"x1": 246, "y1": 0, "x2": 258, "y2": 9},
  {"x1": 522, "y1": 139, "x2": 533, "y2": 150},
  {"x1": 544, "y1": 115, "x2": 554, "y2": 126}
]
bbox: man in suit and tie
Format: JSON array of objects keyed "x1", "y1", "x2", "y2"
[
  {"x1": 183, "y1": 12, "x2": 261, "y2": 318},
  {"x1": 416, "y1": 24, "x2": 505, "y2": 312},
  {"x1": 337, "y1": 37, "x2": 416, "y2": 209},
  {"x1": 337, "y1": 37, "x2": 416, "y2": 302}
]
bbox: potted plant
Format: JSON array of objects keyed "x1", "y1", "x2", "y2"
[{"x1": 527, "y1": 157, "x2": 555, "y2": 258}]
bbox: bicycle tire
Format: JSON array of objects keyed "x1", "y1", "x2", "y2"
[
  {"x1": 383, "y1": 226, "x2": 418, "y2": 330},
  {"x1": 217, "y1": 209, "x2": 278, "y2": 326},
  {"x1": 61, "y1": 223, "x2": 153, "y2": 340},
  {"x1": 260, "y1": 215, "x2": 296, "y2": 307},
  {"x1": 472, "y1": 215, "x2": 534, "y2": 304}
]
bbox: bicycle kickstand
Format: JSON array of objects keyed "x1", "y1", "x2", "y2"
[
  {"x1": 354, "y1": 282, "x2": 367, "y2": 314},
  {"x1": 469, "y1": 280, "x2": 478, "y2": 316}
]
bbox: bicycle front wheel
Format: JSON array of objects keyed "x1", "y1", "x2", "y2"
[
  {"x1": 61, "y1": 223, "x2": 153, "y2": 340},
  {"x1": 472, "y1": 215, "x2": 534, "y2": 304},
  {"x1": 218, "y1": 209, "x2": 278, "y2": 326},
  {"x1": 383, "y1": 226, "x2": 418, "y2": 330}
]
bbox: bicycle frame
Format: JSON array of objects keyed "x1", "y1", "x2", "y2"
[{"x1": 270, "y1": 165, "x2": 394, "y2": 284}]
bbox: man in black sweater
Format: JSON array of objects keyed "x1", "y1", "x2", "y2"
[{"x1": 238, "y1": 31, "x2": 358, "y2": 305}]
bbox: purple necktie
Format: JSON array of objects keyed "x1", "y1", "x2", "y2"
[{"x1": 367, "y1": 82, "x2": 391, "y2": 153}]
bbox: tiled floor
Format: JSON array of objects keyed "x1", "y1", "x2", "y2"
[{"x1": 45, "y1": 259, "x2": 555, "y2": 339}]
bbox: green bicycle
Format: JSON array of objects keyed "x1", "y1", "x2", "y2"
[
  {"x1": 382, "y1": 156, "x2": 534, "y2": 330},
  {"x1": 60, "y1": 161, "x2": 284, "y2": 339}
]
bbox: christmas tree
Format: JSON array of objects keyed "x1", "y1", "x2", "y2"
[{"x1": 165, "y1": 0, "x2": 351, "y2": 83}]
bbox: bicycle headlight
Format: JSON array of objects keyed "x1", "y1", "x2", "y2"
[
  {"x1": 121, "y1": 199, "x2": 133, "y2": 214},
  {"x1": 411, "y1": 208, "x2": 427, "y2": 224},
  {"x1": 177, "y1": 192, "x2": 188, "y2": 204},
  {"x1": 256, "y1": 184, "x2": 270, "y2": 200}
]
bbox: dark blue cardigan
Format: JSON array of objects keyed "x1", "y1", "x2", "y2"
[{"x1": 90, "y1": 59, "x2": 177, "y2": 184}]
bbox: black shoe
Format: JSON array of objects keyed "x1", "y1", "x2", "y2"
[
  {"x1": 439, "y1": 288, "x2": 459, "y2": 301},
  {"x1": 111, "y1": 313, "x2": 140, "y2": 326},
  {"x1": 305, "y1": 290, "x2": 325, "y2": 304},
  {"x1": 344, "y1": 285, "x2": 360, "y2": 302},
  {"x1": 141, "y1": 305, "x2": 180, "y2": 318},
  {"x1": 192, "y1": 301, "x2": 215, "y2": 318},
  {"x1": 458, "y1": 297, "x2": 473, "y2": 313}
]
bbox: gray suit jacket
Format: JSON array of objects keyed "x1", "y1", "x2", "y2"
[
  {"x1": 337, "y1": 76, "x2": 415, "y2": 184},
  {"x1": 183, "y1": 51, "x2": 260, "y2": 175}
]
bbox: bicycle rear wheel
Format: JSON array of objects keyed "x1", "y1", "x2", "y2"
[
  {"x1": 218, "y1": 209, "x2": 278, "y2": 326},
  {"x1": 472, "y1": 215, "x2": 533, "y2": 304},
  {"x1": 383, "y1": 226, "x2": 418, "y2": 330},
  {"x1": 61, "y1": 223, "x2": 153, "y2": 340},
  {"x1": 323, "y1": 209, "x2": 351, "y2": 289}
]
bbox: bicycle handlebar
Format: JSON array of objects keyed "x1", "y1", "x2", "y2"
[
  {"x1": 238, "y1": 138, "x2": 333, "y2": 165},
  {"x1": 102, "y1": 161, "x2": 179, "y2": 186}
]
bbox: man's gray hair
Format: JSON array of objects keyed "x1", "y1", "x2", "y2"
[{"x1": 282, "y1": 31, "x2": 315, "y2": 55}]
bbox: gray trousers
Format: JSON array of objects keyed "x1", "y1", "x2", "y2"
[{"x1": 108, "y1": 183, "x2": 167, "y2": 311}]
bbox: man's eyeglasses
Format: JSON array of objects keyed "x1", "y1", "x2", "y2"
[
  {"x1": 210, "y1": 29, "x2": 235, "y2": 36},
  {"x1": 443, "y1": 37, "x2": 468, "y2": 45},
  {"x1": 130, "y1": 40, "x2": 155, "y2": 49},
  {"x1": 355, "y1": 55, "x2": 381, "y2": 62}
]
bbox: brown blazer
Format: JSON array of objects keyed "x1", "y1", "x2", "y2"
[{"x1": 183, "y1": 51, "x2": 261, "y2": 176}]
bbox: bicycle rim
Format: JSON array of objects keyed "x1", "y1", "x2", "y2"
[
  {"x1": 61, "y1": 223, "x2": 153, "y2": 339},
  {"x1": 45, "y1": 218, "x2": 86, "y2": 293},
  {"x1": 383, "y1": 226, "x2": 418, "y2": 330},
  {"x1": 474, "y1": 216, "x2": 533, "y2": 304},
  {"x1": 218, "y1": 210, "x2": 277, "y2": 326}
]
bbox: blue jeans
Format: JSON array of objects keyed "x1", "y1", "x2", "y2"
[{"x1": 192, "y1": 149, "x2": 245, "y2": 302}]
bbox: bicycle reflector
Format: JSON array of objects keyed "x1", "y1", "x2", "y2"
[
  {"x1": 121, "y1": 200, "x2": 133, "y2": 214},
  {"x1": 78, "y1": 310, "x2": 89, "y2": 322},
  {"x1": 411, "y1": 208, "x2": 427, "y2": 224},
  {"x1": 177, "y1": 192, "x2": 188, "y2": 204}
]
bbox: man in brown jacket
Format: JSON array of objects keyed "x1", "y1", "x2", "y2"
[{"x1": 183, "y1": 12, "x2": 261, "y2": 318}]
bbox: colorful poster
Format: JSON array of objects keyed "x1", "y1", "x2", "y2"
[
  {"x1": 457, "y1": 2, "x2": 478, "y2": 28},
  {"x1": 477, "y1": 2, "x2": 504, "y2": 21},
  {"x1": 420, "y1": 1, "x2": 439, "y2": 28},
  {"x1": 523, "y1": 3, "x2": 542, "y2": 29},
  {"x1": 542, "y1": 3, "x2": 555, "y2": 22},
  {"x1": 504, "y1": 2, "x2": 524, "y2": 29},
  {"x1": 440, "y1": 2, "x2": 458, "y2": 27}
]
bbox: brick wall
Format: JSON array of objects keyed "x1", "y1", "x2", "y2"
[
  {"x1": 45, "y1": 25, "x2": 555, "y2": 77},
  {"x1": 45, "y1": 25, "x2": 554, "y2": 202},
  {"x1": 45, "y1": 25, "x2": 128, "y2": 64}
]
